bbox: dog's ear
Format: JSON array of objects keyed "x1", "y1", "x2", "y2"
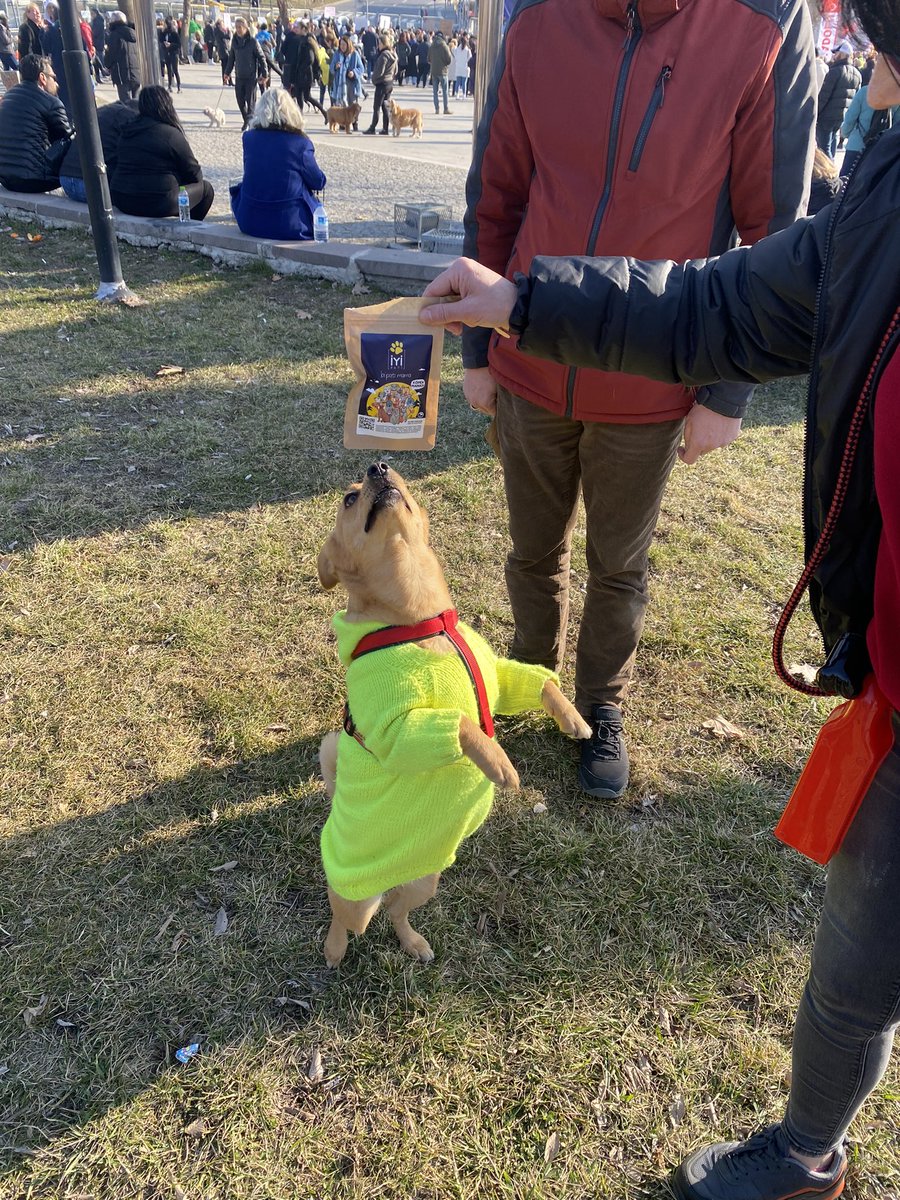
[{"x1": 317, "y1": 537, "x2": 341, "y2": 590}]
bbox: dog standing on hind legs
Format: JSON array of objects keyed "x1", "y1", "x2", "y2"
[{"x1": 317, "y1": 463, "x2": 591, "y2": 968}]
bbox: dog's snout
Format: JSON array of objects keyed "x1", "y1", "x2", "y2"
[{"x1": 368, "y1": 462, "x2": 390, "y2": 479}]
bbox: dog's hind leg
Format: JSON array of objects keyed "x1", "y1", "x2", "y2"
[
  {"x1": 319, "y1": 731, "x2": 340, "y2": 799},
  {"x1": 324, "y1": 888, "x2": 382, "y2": 967},
  {"x1": 383, "y1": 873, "x2": 440, "y2": 962}
]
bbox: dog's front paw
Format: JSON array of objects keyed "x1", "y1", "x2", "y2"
[
  {"x1": 398, "y1": 931, "x2": 435, "y2": 963},
  {"x1": 558, "y1": 708, "x2": 593, "y2": 740},
  {"x1": 324, "y1": 928, "x2": 348, "y2": 968},
  {"x1": 492, "y1": 759, "x2": 520, "y2": 791}
]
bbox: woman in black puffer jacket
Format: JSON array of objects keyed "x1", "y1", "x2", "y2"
[
  {"x1": 105, "y1": 11, "x2": 139, "y2": 103},
  {"x1": 111, "y1": 86, "x2": 213, "y2": 220}
]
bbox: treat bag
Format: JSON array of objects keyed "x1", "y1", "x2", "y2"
[
  {"x1": 344, "y1": 296, "x2": 446, "y2": 451},
  {"x1": 774, "y1": 675, "x2": 894, "y2": 864}
]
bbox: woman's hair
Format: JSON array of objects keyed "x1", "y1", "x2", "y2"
[
  {"x1": 378, "y1": 32, "x2": 393, "y2": 48},
  {"x1": 138, "y1": 84, "x2": 183, "y2": 130},
  {"x1": 338, "y1": 34, "x2": 350, "y2": 53},
  {"x1": 840, "y1": 0, "x2": 900, "y2": 55},
  {"x1": 248, "y1": 86, "x2": 305, "y2": 133},
  {"x1": 812, "y1": 147, "x2": 839, "y2": 180}
]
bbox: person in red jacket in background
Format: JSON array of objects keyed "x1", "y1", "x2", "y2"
[{"x1": 463, "y1": 0, "x2": 816, "y2": 800}]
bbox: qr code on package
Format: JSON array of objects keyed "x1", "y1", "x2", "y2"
[{"x1": 358, "y1": 416, "x2": 375, "y2": 431}]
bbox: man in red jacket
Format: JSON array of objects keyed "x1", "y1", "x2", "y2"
[{"x1": 463, "y1": 0, "x2": 816, "y2": 797}]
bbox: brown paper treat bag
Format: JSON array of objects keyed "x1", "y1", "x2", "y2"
[{"x1": 344, "y1": 296, "x2": 445, "y2": 451}]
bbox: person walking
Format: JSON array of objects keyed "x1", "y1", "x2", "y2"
[
  {"x1": 816, "y1": 39, "x2": 862, "y2": 155},
  {"x1": 212, "y1": 19, "x2": 231, "y2": 82},
  {"x1": 0, "y1": 12, "x2": 17, "y2": 69},
  {"x1": 224, "y1": 16, "x2": 267, "y2": 131},
  {"x1": 89, "y1": 8, "x2": 106, "y2": 82},
  {"x1": 203, "y1": 17, "x2": 214, "y2": 63},
  {"x1": 395, "y1": 30, "x2": 410, "y2": 85},
  {"x1": 159, "y1": 15, "x2": 181, "y2": 93},
  {"x1": 415, "y1": 30, "x2": 429, "y2": 87},
  {"x1": 17, "y1": 3, "x2": 43, "y2": 61},
  {"x1": 453, "y1": 0, "x2": 816, "y2": 800},
  {"x1": 105, "y1": 10, "x2": 139, "y2": 103},
  {"x1": 451, "y1": 32, "x2": 470, "y2": 98},
  {"x1": 362, "y1": 31, "x2": 396, "y2": 135},
  {"x1": 428, "y1": 28, "x2": 452, "y2": 114}
]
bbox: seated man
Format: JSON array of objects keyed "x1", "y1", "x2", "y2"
[{"x1": 0, "y1": 54, "x2": 72, "y2": 193}]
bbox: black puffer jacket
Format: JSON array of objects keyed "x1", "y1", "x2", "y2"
[
  {"x1": 225, "y1": 32, "x2": 266, "y2": 81},
  {"x1": 507, "y1": 127, "x2": 900, "y2": 681},
  {"x1": 0, "y1": 79, "x2": 72, "y2": 186},
  {"x1": 817, "y1": 59, "x2": 862, "y2": 132},
  {"x1": 59, "y1": 100, "x2": 136, "y2": 180},
  {"x1": 17, "y1": 16, "x2": 44, "y2": 59},
  {"x1": 105, "y1": 20, "x2": 139, "y2": 90}
]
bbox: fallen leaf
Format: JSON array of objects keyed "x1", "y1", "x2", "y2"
[
  {"x1": 543, "y1": 1131, "x2": 560, "y2": 1163},
  {"x1": 26, "y1": 233, "x2": 42, "y2": 242},
  {"x1": 183, "y1": 1117, "x2": 208, "y2": 1138},
  {"x1": 271, "y1": 273, "x2": 284, "y2": 281},
  {"x1": 154, "y1": 364, "x2": 185, "y2": 377},
  {"x1": 213, "y1": 907, "x2": 228, "y2": 936},
  {"x1": 9, "y1": 232, "x2": 19, "y2": 239},
  {"x1": 532, "y1": 802, "x2": 547, "y2": 815},
  {"x1": 475, "y1": 912, "x2": 487, "y2": 935},
  {"x1": 274, "y1": 995, "x2": 311, "y2": 1009},
  {"x1": 264, "y1": 723, "x2": 290, "y2": 734},
  {"x1": 668, "y1": 1095, "x2": 687, "y2": 1128},
  {"x1": 701, "y1": 714, "x2": 747, "y2": 740},
  {"x1": 622, "y1": 1055, "x2": 652, "y2": 1092},
  {"x1": 208, "y1": 860, "x2": 238, "y2": 873},
  {"x1": 23, "y1": 995, "x2": 48, "y2": 1026},
  {"x1": 656, "y1": 1006, "x2": 673, "y2": 1037},
  {"x1": 307, "y1": 1047, "x2": 324, "y2": 1082},
  {"x1": 351, "y1": 281, "x2": 371, "y2": 295},
  {"x1": 295, "y1": 309, "x2": 312, "y2": 319},
  {"x1": 22, "y1": 433, "x2": 47, "y2": 444},
  {"x1": 788, "y1": 662, "x2": 818, "y2": 685}
]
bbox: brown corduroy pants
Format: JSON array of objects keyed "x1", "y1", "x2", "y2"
[{"x1": 494, "y1": 386, "x2": 684, "y2": 713}]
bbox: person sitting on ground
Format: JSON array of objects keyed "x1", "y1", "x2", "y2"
[
  {"x1": 229, "y1": 86, "x2": 325, "y2": 242},
  {"x1": 58, "y1": 97, "x2": 136, "y2": 203},
  {"x1": 806, "y1": 147, "x2": 841, "y2": 215},
  {"x1": 110, "y1": 84, "x2": 213, "y2": 220},
  {"x1": 0, "y1": 53, "x2": 71, "y2": 194},
  {"x1": 105, "y1": 10, "x2": 139, "y2": 103},
  {"x1": 223, "y1": 15, "x2": 267, "y2": 131}
]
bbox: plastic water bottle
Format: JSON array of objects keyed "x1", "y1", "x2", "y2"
[
  {"x1": 313, "y1": 202, "x2": 329, "y2": 243},
  {"x1": 178, "y1": 187, "x2": 190, "y2": 223}
]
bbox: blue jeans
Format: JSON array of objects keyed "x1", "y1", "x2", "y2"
[
  {"x1": 60, "y1": 175, "x2": 87, "y2": 203},
  {"x1": 783, "y1": 709, "x2": 900, "y2": 1154},
  {"x1": 432, "y1": 75, "x2": 449, "y2": 112}
]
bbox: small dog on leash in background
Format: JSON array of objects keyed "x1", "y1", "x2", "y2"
[
  {"x1": 203, "y1": 107, "x2": 226, "y2": 129},
  {"x1": 389, "y1": 100, "x2": 423, "y2": 138}
]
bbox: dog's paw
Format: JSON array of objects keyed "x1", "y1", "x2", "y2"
[
  {"x1": 398, "y1": 932, "x2": 434, "y2": 963},
  {"x1": 558, "y1": 708, "x2": 593, "y2": 740},
  {"x1": 324, "y1": 932, "x2": 348, "y2": 968},
  {"x1": 493, "y1": 760, "x2": 520, "y2": 791}
]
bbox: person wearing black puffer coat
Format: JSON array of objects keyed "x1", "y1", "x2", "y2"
[
  {"x1": 17, "y1": 3, "x2": 44, "y2": 60},
  {"x1": 0, "y1": 53, "x2": 71, "y2": 193},
  {"x1": 105, "y1": 11, "x2": 139, "y2": 103},
  {"x1": 816, "y1": 41, "x2": 862, "y2": 156},
  {"x1": 224, "y1": 17, "x2": 267, "y2": 130}
]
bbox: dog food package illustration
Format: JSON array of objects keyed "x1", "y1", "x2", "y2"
[
  {"x1": 344, "y1": 297, "x2": 445, "y2": 451},
  {"x1": 774, "y1": 675, "x2": 894, "y2": 864}
]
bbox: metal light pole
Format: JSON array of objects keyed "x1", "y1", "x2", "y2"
[
  {"x1": 133, "y1": 0, "x2": 162, "y2": 87},
  {"x1": 473, "y1": 0, "x2": 502, "y2": 137},
  {"x1": 58, "y1": 0, "x2": 139, "y2": 302}
]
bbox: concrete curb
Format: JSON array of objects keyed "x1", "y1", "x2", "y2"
[{"x1": 0, "y1": 191, "x2": 457, "y2": 294}]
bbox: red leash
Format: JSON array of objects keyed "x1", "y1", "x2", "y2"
[{"x1": 345, "y1": 608, "x2": 495, "y2": 742}]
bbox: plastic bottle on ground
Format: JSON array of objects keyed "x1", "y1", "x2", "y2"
[
  {"x1": 178, "y1": 187, "x2": 190, "y2": 223},
  {"x1": 313, "y1": 201, "x2": 329, "y2": 243}
]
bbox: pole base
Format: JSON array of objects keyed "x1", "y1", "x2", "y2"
[{"x1": 96, "y1": 281, "x2": 145, "y2": 306}]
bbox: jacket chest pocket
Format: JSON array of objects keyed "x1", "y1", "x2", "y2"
[{"x1": 627, "y1": 65, "x2": 672, "y2": 174}]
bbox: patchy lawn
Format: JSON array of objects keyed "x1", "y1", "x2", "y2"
[{"x1": 0, "y1": 225, "x2": 897, "y2": 1199}]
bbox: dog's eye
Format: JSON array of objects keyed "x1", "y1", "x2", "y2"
[{"x1": 343, "y1": 492, "x2": 359, "y2": 508}]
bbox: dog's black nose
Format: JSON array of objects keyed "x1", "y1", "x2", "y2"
[{"x1": 367, "y1": 462, "x2": 389, "y2": 478}]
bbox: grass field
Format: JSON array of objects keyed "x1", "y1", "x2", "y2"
[{"x1": 1, "y1": 223, "x2": 897, "y2": 1200}]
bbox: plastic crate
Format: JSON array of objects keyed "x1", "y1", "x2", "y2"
[
  {"x1": 419, "y1": 226, "x2": 466, "y2": 255},
  {"x1": 393, "y1": 202, "x2": 453, "y2": 243}
]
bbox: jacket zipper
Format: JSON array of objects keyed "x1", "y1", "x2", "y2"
[
  {"x1": 628, "y1": 65, "x2": 672, "y2": 173},
  {"x1": 564, "y1": 2, "x2": 642, "y2": 418}
]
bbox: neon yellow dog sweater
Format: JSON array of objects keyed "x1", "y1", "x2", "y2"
[{"x1": 321, "y1": 611, "x2": 558, "y2": 901}]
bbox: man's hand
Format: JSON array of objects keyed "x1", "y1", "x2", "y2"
[
  {"x1": 420, "y1": 257, "x2": 517, "y2": 336},
  {"x1": 464, "y1": 367, "x2": 498, "y2": 415},
  {"x1": 223, "y1": 74, "x2": 231, "y2": 84},
  {"x1": 678, "y1": 405, "x2": 742, "y2": 465}
]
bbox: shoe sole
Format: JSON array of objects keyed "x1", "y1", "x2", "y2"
[
  {"x1": 579, "y1": 774, "x2": 628, "y2": 800},
  {"x1": 671, "y1": 1167, "x2": 847, "y2": 1200}
]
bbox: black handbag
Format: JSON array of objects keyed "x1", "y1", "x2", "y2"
[{"x1": 46, "y1": 133, "x2": 73, "y2": 174}]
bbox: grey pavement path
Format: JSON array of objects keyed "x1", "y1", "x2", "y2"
[{"x1": 111, "y1": 61, "x2": 473, "y2": 243}]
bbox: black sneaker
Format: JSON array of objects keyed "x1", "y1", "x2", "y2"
[
  {"x1": 579, "y1": 704, "x2": 629, "y2": 798},
  {"x1": 362, "y1": 127, "x2": 376, "y2": 135},
  {"x1": 673, "y1": 1124, "x2": 847, "y2": 1200}
]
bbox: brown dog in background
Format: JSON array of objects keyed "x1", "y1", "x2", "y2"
[
  {"x1": 326, "y1": 101, "x2": 360, "y2": 133},
  {"x1": 316, "y1": 463, "x2": 590, "y2": 967},
  {"x1": 389, "y1": 100, "x2": 424, "y2": 138}
]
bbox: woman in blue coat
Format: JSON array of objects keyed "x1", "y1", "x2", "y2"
[
  {"x1": 230, "y1": 87, "x2": 326, "y2": 242},
  {"x1": 329, "y1": 34, "x2": 364, "y2": 107}
]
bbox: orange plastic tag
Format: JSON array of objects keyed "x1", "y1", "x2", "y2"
[{"x1": 774, "y1": 676, "x2": 894, "y2": 864}]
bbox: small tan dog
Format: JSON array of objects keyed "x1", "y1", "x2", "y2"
[
  {"x1": 326, "y1": 101, "x2": 361, "y2": 133},
  {"x1": 317, "y1": 463, "x2": 590, "y2": 967},
  {"x1": 389, "y1": 100, "x2": 424, "y2": 138}
]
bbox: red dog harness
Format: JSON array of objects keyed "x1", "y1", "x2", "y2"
[{"x1": 343, "y1": 608, "x2": 495, "y2": 751}]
